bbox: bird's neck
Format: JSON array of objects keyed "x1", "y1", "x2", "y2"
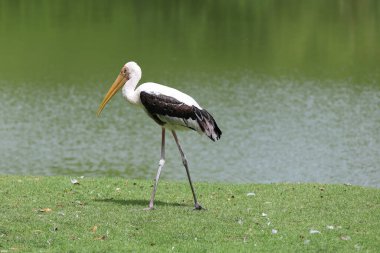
[{"x1": 122, "y1": 74, "x2": 140, "y2": 105}]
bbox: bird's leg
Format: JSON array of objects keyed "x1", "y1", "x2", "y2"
[
  {"x1": 145, "y1": 128, "x2": 166, "y2": 210},
  {"x1": 171, "y1": 130, "x2": 203, "y2": 210}
]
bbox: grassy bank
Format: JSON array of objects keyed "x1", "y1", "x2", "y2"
[{"x1": 0, "y1": 176, "x2": 379, "y2": 252}]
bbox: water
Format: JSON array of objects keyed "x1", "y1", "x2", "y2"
[{"x1": 1, "y1": 1, "x2": 379, "y2": 187}]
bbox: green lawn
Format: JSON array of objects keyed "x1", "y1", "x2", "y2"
[{"x1": 0, "y1": 176, "x2": 379, "y2": 252}]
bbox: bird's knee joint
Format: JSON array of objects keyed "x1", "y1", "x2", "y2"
[{"x1": 159, "y1": 159, "x2": 165, "y2": 167}]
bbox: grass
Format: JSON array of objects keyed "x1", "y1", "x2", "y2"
[{"x1": 0, "y1": 176, "x2": 379, "y2": 252}]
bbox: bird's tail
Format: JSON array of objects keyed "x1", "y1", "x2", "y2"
[{"x1": 193, "y1": 107, "x2": 222, "y2": 141}]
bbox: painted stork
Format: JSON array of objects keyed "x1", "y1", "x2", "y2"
[{"x1": 97, "y1": 61, "x2": 222, "y2": 210}]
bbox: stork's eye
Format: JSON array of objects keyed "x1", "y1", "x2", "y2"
[{"x1": 121, "y1": 67, "x2": 128, "y2": 76}]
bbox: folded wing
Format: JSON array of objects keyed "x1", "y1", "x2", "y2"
[{"x1": 140, "y1": 91, "x2": 221, "y2": 141}]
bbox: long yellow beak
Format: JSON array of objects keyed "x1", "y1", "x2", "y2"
[{"x1": 97, "y1": 74, "x2": 127, "y2": 116}]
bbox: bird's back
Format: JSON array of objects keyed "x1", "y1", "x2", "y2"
[
  {"x1": 136, "y1": 82, "x2": 201, "y2": 108},
  {"x1": 137, "y1": 82, "x2": 222, "y2": 141}
]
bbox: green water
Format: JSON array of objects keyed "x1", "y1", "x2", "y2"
[{"x1": 1, "y1": 1, "x2": 379, "y2": 187}]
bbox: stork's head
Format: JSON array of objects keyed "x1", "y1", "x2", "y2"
[
  {"x1": 97, "y1": 61, "x2": 141, "y2": 116},
  {"x1": 125, "y1": 61, "x2": 142, "y2": 80}
]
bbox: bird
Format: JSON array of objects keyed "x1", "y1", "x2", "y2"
[{"x1": 97, "y1": 61, "x2": 222, "y2": 210}]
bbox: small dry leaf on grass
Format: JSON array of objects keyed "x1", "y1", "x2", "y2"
[
  {"x1": 70, "y1": 235, "x2": 79, "y2": 240},
  {"x1": 340, "y1": 235, "x2": 351, "y2": 241},
  {"x1": 94, "y1": 235, "x2": 107, "y2": 240},
  {"x1": 74, "y1": 200, "x2": 85, "y2": 206}
]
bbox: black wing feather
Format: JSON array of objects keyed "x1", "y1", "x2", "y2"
[
  {"x1": 193, "y1": 107, "x2": 222, "y2": 141},
  {"x1": 140, "y1": 91, "x2": 195, "y2": 120},
  {"x1": 140, "y1": 91, "x2": 222, "y2": 141}
]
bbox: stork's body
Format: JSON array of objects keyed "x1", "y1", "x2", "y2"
[{"x1": 97, "y1": 61, "x2": 221, "y2": 210}]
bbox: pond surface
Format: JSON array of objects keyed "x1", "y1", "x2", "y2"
[{"x1": 1, "y1": 1, "x2": 379, "y2": 187}]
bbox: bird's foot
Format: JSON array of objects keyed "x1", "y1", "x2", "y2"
[
  {"x1": 193, "y1": 203, "x2": 206, "y2": 211},
  {"x1": 143, "y1": 206, "x2": 155, "y2": 211}
]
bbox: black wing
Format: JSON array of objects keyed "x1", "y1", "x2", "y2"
[{"x1": 140, "y1": 91, "x2": 222, "y2": 141}]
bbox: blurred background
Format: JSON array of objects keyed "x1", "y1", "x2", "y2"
[{"x1": 0, "y1": 0, "x2": 379, "y2": 187}]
